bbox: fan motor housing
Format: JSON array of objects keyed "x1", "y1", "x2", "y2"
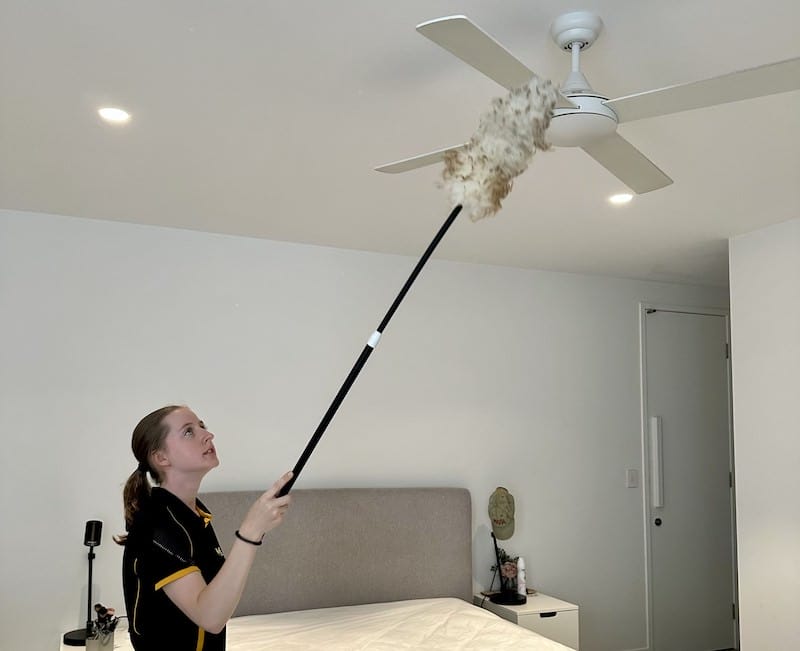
[{"x1": 548, "y1": 95, "x2": 618, "y2": 147}]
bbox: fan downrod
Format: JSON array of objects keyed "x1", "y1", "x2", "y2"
[{"x1": 547, "y1": 11, "x2": 617, "y2": 148}]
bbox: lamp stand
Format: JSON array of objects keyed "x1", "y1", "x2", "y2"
[{"x1": 62, "y1": 546, "x2": 95, "y2": 646}]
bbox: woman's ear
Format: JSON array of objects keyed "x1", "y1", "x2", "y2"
[{"x1": 151, "y1": 449, "x2": 170, "y2": 470}]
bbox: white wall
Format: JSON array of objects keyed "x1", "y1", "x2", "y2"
[
  {"x1": 729, "y1": 218, "x2": 800, "y2": 651},
  {"x1": 0, "y1": 209, "x2": 727, "y2": 651}
]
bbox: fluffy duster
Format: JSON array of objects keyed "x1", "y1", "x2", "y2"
[{"x1": 442, "y1": 74, "x2": 560, "y2": 221}]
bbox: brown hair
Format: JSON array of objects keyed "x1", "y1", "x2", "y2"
[{"x1": 114, "y1": 405, "x2": 183, "y2": 545}]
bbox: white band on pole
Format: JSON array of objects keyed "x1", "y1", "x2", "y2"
[{"x1": 367, "y1": 331, "x2": 381, "y2": 348}]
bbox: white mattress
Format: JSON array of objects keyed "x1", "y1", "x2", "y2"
[{"x1": 113, "y1": 597, "x2": 572, "y2": 650}]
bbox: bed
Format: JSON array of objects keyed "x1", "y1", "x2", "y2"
[{"x1": 113, "y1": 487, "x2": 574, "y2": 650}]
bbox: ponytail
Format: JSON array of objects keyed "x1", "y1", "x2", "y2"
[{"x1": 114, "y1": 466, "x2": 153, "y2": 545}]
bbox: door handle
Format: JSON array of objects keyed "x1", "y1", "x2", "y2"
[
  {"x1": 649, "y1": 416, "x2": 664, "y2": 508},
  {"x1": 654, "y1": 518, "x2": 662, "y2": 526}
]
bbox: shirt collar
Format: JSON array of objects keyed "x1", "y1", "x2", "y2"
[{"x1": 151, "y1": 487, "x2": 213, "y2": 527}]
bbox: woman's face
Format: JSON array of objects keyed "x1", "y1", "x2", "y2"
[{"x1": 157, "y1": 407, "x2": 219, "y2": 476}]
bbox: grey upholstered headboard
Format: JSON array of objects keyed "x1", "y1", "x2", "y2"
[{"x1": 199, "y1": 487, "x2": 472, "y2": 616}]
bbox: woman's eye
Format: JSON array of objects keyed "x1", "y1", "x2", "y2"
[{"x1": 183, "y1": 428, "x2": 193, "y2": 438}]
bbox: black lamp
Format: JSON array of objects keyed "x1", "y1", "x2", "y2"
[
  {"x1": 63, "y1": 520, "x2": 103, "y2": 646},
  {"x1": 488, "y1": 487, "x2": 525, "y2": 606}
]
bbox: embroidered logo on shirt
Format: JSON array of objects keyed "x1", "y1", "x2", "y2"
[{"x1": 215, "y1": 546, "x2": 224, "y2": 558}]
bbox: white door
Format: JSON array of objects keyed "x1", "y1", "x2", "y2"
[{"x1": 643, "y1": 308, "x2": 737, "y2": 651}]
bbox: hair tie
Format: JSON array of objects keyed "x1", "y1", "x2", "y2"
[{"x1": 137, "y1": 461, "x2": 149, "y2": 474}]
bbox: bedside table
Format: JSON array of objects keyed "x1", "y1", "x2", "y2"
[{"x1": 473, "y1": 592, "x2": 579, "y2": 649}]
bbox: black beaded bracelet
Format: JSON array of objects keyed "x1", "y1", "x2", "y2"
[{"x1": 235, "y1": 529, "x2": 263, "y2": 546}]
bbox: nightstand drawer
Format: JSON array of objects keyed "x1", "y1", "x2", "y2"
[
  {"x1": 474, "y1": 593, "x2": 579, "y2": 650},
  {"x1": 519, "y1": 608, "x2": 579, "y2": 649}
]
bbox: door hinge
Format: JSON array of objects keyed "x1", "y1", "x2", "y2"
[
  {"x1": 729, "y1": 472, "x2": 733, "y2": 488},
  {"x1": 732, "y1": 602, "x2": 737, "y2": 619},
  {"x1": 725, "y1": 343, "x2": 730, "y2": 359}
]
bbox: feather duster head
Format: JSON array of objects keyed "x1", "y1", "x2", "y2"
[{"x1": 442, "y1": 74, "x2": 559, "y2": 221}]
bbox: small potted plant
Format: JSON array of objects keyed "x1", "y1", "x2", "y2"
[
  {"x1": 86, "y1": 603, "x2": 118, "y2": 650},
  {"x1": 491, "y1": 546, "x2": 519, "y2": 592}
]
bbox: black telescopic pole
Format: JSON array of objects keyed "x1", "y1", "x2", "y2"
[{"x1": 278, "y1": 203, "x2": 463, "y2": 496}]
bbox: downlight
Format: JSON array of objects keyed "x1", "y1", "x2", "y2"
[
  {"x1": 608, "y1": 193, "x2": 633, "y2": 205},
  {"x1": 98, "y1": 107, "x2": 131, "y2": 124}
]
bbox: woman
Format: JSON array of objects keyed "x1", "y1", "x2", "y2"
[{"x1": 116, "y1": 405, "x2": 292, "y2": 650}]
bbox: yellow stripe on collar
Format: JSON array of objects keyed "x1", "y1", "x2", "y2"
[{"x1": 196, "y1": 506, "x2": 213, "y2": 527}]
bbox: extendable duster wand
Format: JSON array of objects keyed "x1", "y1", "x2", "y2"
[
  {"x1": 278, "y1": 203, "x2": 462, "y2": 496},
  {"x1": 278, "y1": 73, "x2": 559, "y2": 497}
]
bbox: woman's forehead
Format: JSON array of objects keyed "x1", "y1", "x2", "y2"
[{"x1": 163, "y1": 406, "x2": 199, "y2": 430}]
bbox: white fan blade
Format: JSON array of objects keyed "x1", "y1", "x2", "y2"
[
  {"x1": 375, "y1": 144, "x2": 468, "y2": 174},
  {"x1": 606, "y1": 57, "x2": 800, "y2": 124},
  {"x1": 417, "y1": 15, "x2": 576, "y2": 108},
  {"x1": 581, "y1": 133, "x2": 673, "y2": 194}
]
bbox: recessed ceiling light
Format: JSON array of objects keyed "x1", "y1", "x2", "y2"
[
  {"x1": 98, "y1": 107, "x2": 131, "y2": 124},
  {"x1": 608, "y1": 193, "x2": 633, "y2": 205}
]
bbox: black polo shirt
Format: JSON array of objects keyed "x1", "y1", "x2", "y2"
[{"x1": 122, "y1": 487, "x2": 226, "y2": 650}]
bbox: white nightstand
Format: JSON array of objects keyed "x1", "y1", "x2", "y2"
[{"x1": 473, "y1": 592, "x2": 579, "y2": 650}]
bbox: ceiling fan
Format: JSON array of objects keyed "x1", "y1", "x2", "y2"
[{"x1": 376, "y1": 11, "x2": 800, "y2": 194}]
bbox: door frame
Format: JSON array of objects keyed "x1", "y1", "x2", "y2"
[{"x1": 638, "y1": 302, "x2": 739, "y2": 651}]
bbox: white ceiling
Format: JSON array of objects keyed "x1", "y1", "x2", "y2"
[{"x1": 2, "y1": 0, "x2": 799, "y2": 287}]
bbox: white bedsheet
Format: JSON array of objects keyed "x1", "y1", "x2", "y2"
[
  {"x1": 230, "y1": 597, "x2": 573, "y2": 650},
  {"x1": 113, "y1": 597, "x2": 573, "y2": 650}
]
